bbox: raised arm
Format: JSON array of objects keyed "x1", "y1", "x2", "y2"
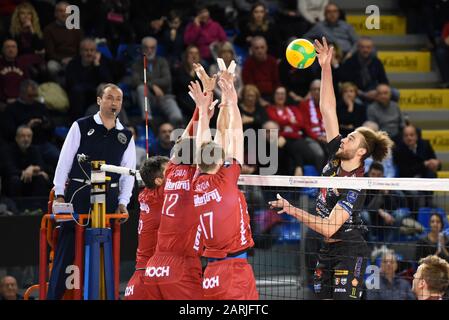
[
  {"x1": 218, "y1": 76, "x2": 243, "y2": 164},
  {"x1": 188, "y1": 81, "x2": 215, "y2": 162},
  {"x1": 214, "y1": 65, "x2": 235, "y2": 149},
  {"x1": 314, "y1": 37, "x2": 340, "y2": 142}
]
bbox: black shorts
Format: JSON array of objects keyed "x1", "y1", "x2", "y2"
[{"x1": 313, "y1": 240, "x2": 369, "y2": 300}]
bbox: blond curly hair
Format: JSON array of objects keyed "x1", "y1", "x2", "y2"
[{"x1": 9, "y1": 2, "x2": 42, "y2": 38}]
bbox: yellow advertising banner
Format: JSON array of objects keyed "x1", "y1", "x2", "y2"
[
  {"x1": 437, "y1": 171, "x2": 449, "y2": 178},
  {"x1": 378, "y1": 51, "x2": 431, "y2": 72},
  {"x1": 399, "y1": 89, "x2": 449, "y2": 110},
  {"x1": 346, "y1": 15, "x2": 406, "y2": 36},
  {"x1": 422, "y1": 130, "x2": 449, "y2": 152}
]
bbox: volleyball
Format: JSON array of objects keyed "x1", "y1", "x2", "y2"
[{"x1": 285, "y1": 38, "x2": 316, "y2": 69}]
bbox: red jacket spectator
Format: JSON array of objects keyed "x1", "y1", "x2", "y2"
[
  {"x1": 442, "y1": 22, "x2": 449, "y2": 40},
  {"x1": 184, "y1": 9, "x2": 226, "y2": 61},
  {"x1": 299, "y1": 98, "x2": 326, "y2": 140},
  {"x1": 242, "y1": 55, "x2": 279, "y2": 97},
  {"x1": 266, "y1": 105, "x2": 305, "y2": 140}
]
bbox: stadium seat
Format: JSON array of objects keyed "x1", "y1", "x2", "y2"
[
  {"x1": 54, "y1": 126, "x2": 69, "y2": 139},
  {"x1": 116, "y1": 43, "x2": 141, "y2": 63},
  {"x1": 233, "y1": 44, "x2": 248, "y2": 66},
  {"x1": 96, "y1": 42, "x2": 113, "y2": 60}
]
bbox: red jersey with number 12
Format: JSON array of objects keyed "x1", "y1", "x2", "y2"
[
  {"x1": 155, "y1": 161, "x2": 201, "y2": 256},
  {"x1": 192, "y1": 159, "x2": 254, "y2": 259}
]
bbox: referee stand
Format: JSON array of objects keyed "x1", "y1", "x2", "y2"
[{"x1": 24, "y1": 160, "x2": 128, "y2": 300}]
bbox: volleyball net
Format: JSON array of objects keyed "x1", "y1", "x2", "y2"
[{"x1": 238, "y1": 174, "x2": 449, "y2": 300}]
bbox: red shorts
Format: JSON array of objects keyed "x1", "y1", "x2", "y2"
[
  {"x1": 142, "y1": 254, "x2": 203, "y2": 300},
  {"x1": 123, "y1": 270, "x2": 155, "y2": 300},
  {"x1": 202, "y1": 258, "x2": 258, "y2": 300}
]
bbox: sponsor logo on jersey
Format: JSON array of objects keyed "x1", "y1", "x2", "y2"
[
  {"x1": 172, "y1": 169, "x2": 187, "y2": 178},
  {"x1": 124, "y1": 285, "x2": 134, "y2": 296},
  {"x1": 194, "y1": 180, "x2": 211, "y2": 193},
  {"x1": 139, "y1": 202, "x2": 150, "y2": 214},
  {"x1": 239, "y1": 197, "x2": 248, "y2": 246},
  {"x1": 347, "y1": 190, "x2": 358, "y2": 204},
  {"x1": 193, "y1": 224, "x2": 202, "y2": 251},
  {"x1": 87, "y1": 128, "x2": 95, "y2": 136},
  {"x1": 334, "y1": 288, "x2": 347, "y2": 293},
  {"x1": 194, "y1": 189, "x2": 222, "y2": 207},
  {"x1": 145, "y1": 266, "x2": 170, "y2": 278},
  {"x1": 165, "y1": 179, "x2": 190, "y2": 191},
  {"x1": 203, "y1": 276, "x2": 219, "y2": 289}
]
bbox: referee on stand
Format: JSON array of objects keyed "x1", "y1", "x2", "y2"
[
  {"x1": 47, "y1": 83, "x2": 136, "y2": 300},
  {"x1": 269, "y1": 38, "x2": 394, "y2": 300}
]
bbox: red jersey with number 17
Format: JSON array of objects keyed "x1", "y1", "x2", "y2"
[
  {"x1": 192, "y1": 159, "x2": 254, "y2": 259},
  {"x1": 155, "y1": 161, "x2": 201, "y2": 257},
  {"x1": 135, "y1": 184, "x2": 165, "y2": 269}
]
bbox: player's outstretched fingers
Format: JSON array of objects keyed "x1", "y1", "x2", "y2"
[
  {"x1": 314, "y1": 39, "x2": 323, "y2": 53},
  {"x1": 322, "y1": 36, "x2": 328, "y2": 50}
]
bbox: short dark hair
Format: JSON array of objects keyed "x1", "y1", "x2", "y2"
[
  {"x1": 198, "y1": 141, "x2": 225, "y2": 173},
  {"x1": 171, "y1": 137, "x2": 196, "y2": 165},
  {"x1": 369, "y1": 162, "x2": 384, "y2": 173},
  {"x1": 139, "y1": 156, "x2": 169, "y2": 188},
  {"x1": 96, "y1": 83, "x2": 122, "y2": 98}
]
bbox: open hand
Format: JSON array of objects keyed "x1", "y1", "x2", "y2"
[
  {"x1": 193, "y1": 63, "x2": 217, "y2": 92},
  {"x1": 268, "y1": 193, "x2": 291, "y2": 214},
  {"x1": 314, "y1": 37, "x2": 333, "y2": 68}
]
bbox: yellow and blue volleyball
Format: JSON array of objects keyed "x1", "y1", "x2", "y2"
[{"x1": 285, "y1": 38, "x2": 316, "y2": 69}]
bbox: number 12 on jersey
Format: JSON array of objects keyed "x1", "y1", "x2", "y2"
[{"x1": 162, "y1": 194, "x2": 179, "y2": 217}]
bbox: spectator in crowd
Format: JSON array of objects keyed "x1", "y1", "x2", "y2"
[
  {"x1": 412, "y1": 255, "x2": 449, "y2": 300},
  {"x1": 0, "y1": 38, "x2": 36, "y2": 105},
  {"x1": 393, "y1": 124, "x2": 440, "y2": 210},
  {"x1": 304, "y1": 2, "x2": 358, "y2": 59},
  {"x1": 173, "y1": 45, "x2": 200, "y2": 119},
  {"x1": 361, "y1": 162, "x2": 409, "y2": 243},
  {"x1": 298, "y1": 79, "x2": 328, "y2": 162},
  {"x1": 239, "y1": 84, "x2": 268, "y2": 133},
  {"x1": 150, "y1": 122, "x2": 174, "y2": 158},
  {"x1": 65, "y1": 38, "x2": 113, "y2": 122},
  {"x1": 209, "y1": 41, "x2": 243, "y2": 98},
  {"x1": 242, "y1": 36, "x2": 280, "y2": 104},
  {"x1": 266, "y1": 86, "x2": 324, "y2": 174},
  {"x1": 131, "y1": 37, "x2": 183, "y2": 127},
  {"x1": 298, "y1": 0, "x2": 329, "y2": 24},
  {"x1": 260, "y1": 120, "x2": 289, "y2": 175},
  {"x1": 366, "y1": 250, "x2": 416, "y2": 300},
  {"x1": 0, "y1": 276, "x2": 23, "y2": 300},
  {"x1": 367, "y1": 84, "x2": 404, "y2": 142},
  {"x1": 8, "y1": 2, "x2": 45, "y2": 56},
  {"x1": 435, "y1": 21, "x2": 449, "y2": 88},
  {"x1": 90, "y1": 0, "x2": 134, "y2": 54},
  {"x1": 3, "y1": 79, "x2": 59, "y2": 168},
  {"x1": 363, "y1": 120, "x2": 396, "y2": 178},
  {"x1": 7, "y1": 125, "x2": 50, "y2": 197},
  {"x1": 130, "y1": 0, "x2": 170, "y2": 42},
  {"x1": 393, "y1": 124, "x2": 441, "y2": 178},
  {"x1": 43, "y1": 1, "x2": 83, "y2": 79},
  {"x1": 161, "y1": 10, "x2": 186, "y2": 69},
  {"x1": 276, "y1": 0, "x2": 312, "y2": 44},
  {"x1": 127, "y1": 126, "x2": 146, "y2": 168},
  {"x1": 416, "y1": 213, "x2": 449, "y2": 263},
  {"x1": 0, "y1": 138, "x2": 18, "y2": 214},
  {"x1": 184, "y1": 4, "x2": 227, "y2": 64},
  {"x1": 234, "y1": 2, "x2": 281, "y2": 57},
  {"x1": 234, "y1": 0, "x2": 267, "y2": 16},
  {"x1": 337, "y1": 82, "x2": 367, "y2": 137},
  {"x1": 340, "y1": 37, "x2": 389, "y2": 102}
]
